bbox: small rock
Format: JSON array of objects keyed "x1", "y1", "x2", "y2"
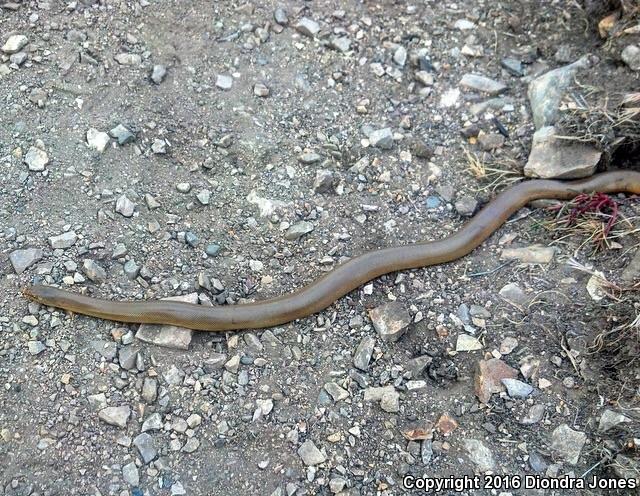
[
  {"x1": 298, "y1": 439, "x2": 326, "y2": 466},
  {"x1": 499, "y1": 282, "x2": 529, "y2": 307},
  {"x1": 151, "y1": 138, "x2": 167, "y2": 154},
  {"x1": 86, "y1": 128, "x2": 110, "y2": 153},
  {"x1": 475, "y1": 358, "x2": 518, "y2": 403},
  {"x1": 478, "y1": 133, "x2": 505, "y2": 151},
  {"x1": 550, "y1": 424, "x2": 586, "y2": 465},
  {"x1": 133, "y1": 432, "x2": 157, "y2": 464},
  {"x1": 1, "y1": 34, "x2": 28, "y2": 54},
  {"x1": 499, "y1": 337, "x2": 518, "y2": 354},
  {"x1": 463, "y1": 439, "x2": 496, "y2": 472},
  {"x1": 254, "y1": 82, "x2": 270, "y2": 97},
  {"x1": 502, "y1": 378, "x2": 534, "y2": 398},
  {"x1": 295, "y1": 17, "x2": 320, "y2": 38},
  {"x1": 521, "y1": 404, "x2": 545, "y2": 424},
  {"x1": 284, "y1": 221, "x2": 314, "y2": 241},
  {"x1": 324, "y1": 382, "x2": 349, "y2": 402},
  {"x1": 274, "y1": 8, "x2": 288, "y2": 25},
  {"x1": 83, "y1": 259, "x2": 107, "y2": 283},
  {"x1": 109, "y1": 124, "x2": 135, "y2": 145},
  {"x1": 115, "y1": 194, "x2": 136, "y2": 217},
  {"x1": 501, "y1": 245, "x2": 555, "y2": 263},
  {"x1": 353, "y1": 336, "x2": 375, "y2": 370},
  {"x1": 393, "y1": 46, "x2": 407, "y2": 67},
  {"x1": 9, "y1": 248, "x2": 43, "y2": 274},
  {"x1": 216, "y1": 74, "x2": 233, "y2": 90},
  {"x1": 48, "y1": 231, "x2": 77, "y2": 249},
  {"x1": 122, "y1": 462, "x2": 139, "y2": 486},
  {"x1": 298, "y1": 152, "x2": 322, "y2": 164},
  {"x1": 454, "y1": 196, "x2": 477, "y2": 216},
  {"x1": 380, "y1": 390, "x2": 400, "y2": 413},
  {"x1": 368, "y1": 301, "x2": 411, "y2": 342},
  {"x1": 150, "y1": 64, "x2": 167, "y2": 84},
  {"x1": 598, "y1": 409, "x2": 632, "y2": 432},
  {"x1": 313, "y1": 169, "x2": 334, "y2": 193},
  {"x1": 98, "y1": 405, "x2": 131, "y2": 428},
  {"x1": 460, "y1": 74, "x2": 507, "y2": 95},
  {"x1": 622, "y1": 45, "x2": 640, "y2": 71},
  {"x1": 24, "y1": 146, "x2": 49, "y2": 171},
  {"x1": 369, "y1": 127, "x2": 394, "y2": 149},
  {"x1": 114, "y1": 53, "x2": 142, "y2": 65},
  {"x1": 456, "y1": 334, "x2": 483, "y2": 352}
]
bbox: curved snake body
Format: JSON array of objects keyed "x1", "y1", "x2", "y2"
[{"x1": 22, "y1": 171, "x2": 640, "y2": 331}]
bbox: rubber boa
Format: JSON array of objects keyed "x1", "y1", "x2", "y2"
[{"x1": 22, "y1": 171, "x2": 640, "y2": 331}]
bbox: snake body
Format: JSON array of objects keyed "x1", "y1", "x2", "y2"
[{"x1": 22, "y1": 171, "x2": 640, "y2": 331}]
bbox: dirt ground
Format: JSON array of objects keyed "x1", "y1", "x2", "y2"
[{"x1": 1, "y1": 1, "x2": 640, "y2": 495}]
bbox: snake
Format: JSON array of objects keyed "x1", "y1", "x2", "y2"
[{"x1": 22, "y1": 170, "x2": 640, "y2": 332}]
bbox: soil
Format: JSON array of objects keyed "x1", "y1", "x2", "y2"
[{"x1": 1, "y1": 1, "x2": 640, "y2": 495}]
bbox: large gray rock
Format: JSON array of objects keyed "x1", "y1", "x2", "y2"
[
  {"x1": 550, "y1": 424, "x2": 586, "y2": 465},
  {"x1": 9, "y1": 248, "x2": 43, "y2": 274},
  {"x1": 524, "y1": 126, "x2": 601, "y2": 179},
  {"x1": 528, "y1": 56, "x2": 591, "y2": 129}
]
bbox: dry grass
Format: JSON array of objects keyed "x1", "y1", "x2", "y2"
[
  {"x1": 555, "y1": 88, "x2": 640, "y2": 161},
  {"x1": 463, "y1": 148, "x2": 522, "y2": 192}
]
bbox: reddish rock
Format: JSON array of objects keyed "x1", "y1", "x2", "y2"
[{"x1": 475, "y1": 358, "x2": 518, "y2": 403}]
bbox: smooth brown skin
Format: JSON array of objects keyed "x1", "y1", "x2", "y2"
[{"x1": 22, "y1": 171, "x2": 640, "y2": 331}]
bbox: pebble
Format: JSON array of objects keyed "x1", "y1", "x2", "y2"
[
  {"x1": 254, "y1": 82, "x2": 270, "y2": 97},
  {"x1": 1, "y1": 34, "x2": 28, "y2": 54},
  {"x1": 98, "y1": 405, "x2": 131, "y2": 428},
  {"x1": 550, "y1": 424, "x2": 586, "y2": 465},
  {"x1": 598, "y1": 409, "x2": 631, "y2": 432},
  {"x1": 298, "y1": 152, "x2": 322, "y2": 164},
  {"x1": 48, "y1": 231, "x2": 77, "y2": 249},
  {"x1": 475, "y1": 358, "x2": 518, "y2": 403},
  {"x1": 295, "y1": 18, "x2": 320, "y2": 38},
  {"x1": 478, "y1": 133, "x2": 505, "y2": 151},
  {"x1": 150, "y1": 64, "x2": 167, "y2": 84},
  {"x1": 353, "y1": 336, "x2": 375, "y2": 370},
  {"x1": 24, "y1": 146, "x2": 49, "y2": 171},
  {"x1": 368, "y1": 301, "x2": 411, "y2": 342},
  {"x1": 151, "y1": 138, "x2": 167, "y2": 154},
  {"x1": 28, "y1": 341, "x2": 46, "y2": 355},
  {"x1": 134, "y1": 432, "x2": 157, "y2": 463},
  {"x1": 313, "y1": 169, "x2": 334, "y2": 193},
  {"x1": 274, "y1": 8, "x2": 288, "y2": 25},
  {"x1": 499, "y1": 337, "x2": 518, "y2": 354},
  {"x1": 499, "y1": 283, "x2": 529, "y2": 307},
  {"x1": 9, "y1": 248, "x2": 43, "y2": 274},
  {"x1": 459, "y1": 74, "x2": 507, "y2": 95},
  {"x1": 86, "y1": 128, "x2": 110, "y2": 153},
  {"x1": 122, "y1": 462, "x2": 139, "y2": 486},
  {"x1": 216, "y1": 74, "x2": 233, "y2": 90},
  {"x1": 454, "y1": 196, "x2": 477, "y2": 216},
  {"x1": 297, "y1": 439, "x2": 326, "y2": 465},
  {"x1": 284, "y1": 221, "x2": 314, "y2": 241},
  {"x1": 502, "y1": 378, "x2": 534, "y2": 398},
  {"x1": 109, "y1": 124, "x2": 135, "y2": 145},
  {"x1": 368, "y1": 128, "x2": 394, "y2": 149},
  {"x1": 83, "y1": 259, "x2": 107, "y2": 283},
  {"x1": 463, "y1": 439, "x2": 496, "y2": 472},
  {"x1": 114, "y1": 53, "x2": 142, "y2": 65},
  {"x1": 455, "y1": 334, "x2": 483, "y2": 352},
  {"x1": 115, "y1": 194, "x2": 136, "y2": 217},
  {"x1": 622, "y1": 45, "x2": 640, "y2": 71}
]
